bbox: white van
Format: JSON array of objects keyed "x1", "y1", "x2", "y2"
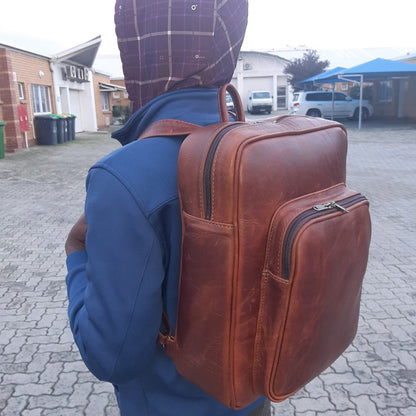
[{"x1": 247, "y1": 91, "x2": 273, "y2": 114}]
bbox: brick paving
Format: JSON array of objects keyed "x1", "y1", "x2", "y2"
[{"x1": 0, "y1": 121, "x2": 415, "y2": 415}]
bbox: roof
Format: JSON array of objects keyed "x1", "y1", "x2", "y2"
[
  {"x1": 298, "y1": 66, "x2": 346, "y2": 84},
  {"x1": 52, "y1": 36, "x2": 101, "y2": 68},
  {"x1": 99, "y1": 82, "x2": 126, "y2": 92},
  {"x1": 0, "y1": 42, "x2": 50, "y2": 60},
  {"x1": 341, "y1": 58, "x2": 416, "y2": 80},
  {"x1": 300, "y1": 58, "x2": 416, "y2": 84},
  {"x1": 240, "y1": 50, "x2": 291, "y2": 63}
]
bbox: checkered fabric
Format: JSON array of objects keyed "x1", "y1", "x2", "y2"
[{"x1": 115, "y1": 0, "x2": 248, "y2": 111}]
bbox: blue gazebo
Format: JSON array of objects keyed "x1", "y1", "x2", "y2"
[
  {"x1": 299, "y1": 58, "x2": 416, "y2": 128},
  {"x1": 298, "y1": 66, "x2": 346, "y2": 85}
]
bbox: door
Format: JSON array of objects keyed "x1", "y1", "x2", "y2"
[
  {"x1": 333, "y1": 93, "x2": 351, "y2": 118},
  {"x1": 276, "y1": 86, "x2": 287, "y2": 109},
  {"x1": 69, "y1": 89, "x2": 83, "y2": 132}
]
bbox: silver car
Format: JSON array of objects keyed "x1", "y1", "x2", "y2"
[{"x1": 291, "y1": 91, "x2": 373, "y2": 120}]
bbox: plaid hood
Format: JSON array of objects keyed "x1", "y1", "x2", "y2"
[{"x1": 114, "y1": 0, "x2": 248, "y2": 111}]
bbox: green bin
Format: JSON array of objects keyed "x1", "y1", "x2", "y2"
[{"x1": 0, "y1": 121, "x2": 6, "y2": 159}]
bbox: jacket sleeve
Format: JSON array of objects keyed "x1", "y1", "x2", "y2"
[{"x1": 66, "y1": 166, "x2": 165, "y2": 384}]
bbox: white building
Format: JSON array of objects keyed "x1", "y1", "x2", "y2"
[
  {"x1": 231, "y1": 51, "x2": 291, "y2": 111},
  {"x1": 50, "y1": 37, "x2": 101, "y2": 132}
]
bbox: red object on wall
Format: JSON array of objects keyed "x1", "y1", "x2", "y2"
[{"x1": 17, "y1": 105, "x2": 31, "y2": 132}]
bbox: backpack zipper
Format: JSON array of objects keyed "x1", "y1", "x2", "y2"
[
  {"x1": 203, "y1": 124, "x2": 241, "y2": 219},
  {"x1": 281, "y1": 194, "x2": 367, "y2": 280},
  {"x1": 203, "y1": 116, "x2": 292, "y2": 220}
]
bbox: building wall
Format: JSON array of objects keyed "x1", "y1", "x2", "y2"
[
  {"x1": 110, "y1": 78, "x2": 130, "y2": 125},
  {"x1": 232, "y1": 52, "x2": 291, "y2": 111},
  {"x1": 371, "y1": 78, "x2": 416, "y2": 120},
  {"x1": 401, "y1": 78, "x2": 416, "y2": 118},
  {"x1": 0, "y1": 47, "x2": 55, "y2": 151},
  {"x1": 93, "y1": 72, "x2": 114, "y2": 129},
  {"x1": 319, "y1": 81, "x2": 355, "y2": 93},
  {"x1": 51, "y1": 62, "x2": 97, "y2": 132},
  {"x1": 110, "y1": 78, "x2": 130, "y2": 108},
  {"x1": 398, "y1": 56, "x2": 416, "y2": 119}
]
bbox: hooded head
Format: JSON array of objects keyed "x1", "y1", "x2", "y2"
[{"x1": 115, "y1": 0, "x2": 248, "y2": 112}]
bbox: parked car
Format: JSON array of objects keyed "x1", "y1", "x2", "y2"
[
  {"x1": 247, "y1": 91, "x2": 273, "y2": 114},
  {"x1": 226, "y1": 93, "x2": 234, "y2": 112},
  {"x1": 291, "y1": 91, "x2": 373, "y2": 120}
]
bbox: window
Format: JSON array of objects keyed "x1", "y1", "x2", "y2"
[
  {"x1": 377, "y1": 80, "x2": 393, "y2": 102},
  {"x1": 18, "y1": 82, "x2": 25, "y2": 99},
  {"x1": 341, "y1": 83, "x2": 349, "y2": 91},
  {"x1": 124, "y1": 92, "x2": 129, "y2": 99},
  {"x1": 31, "y1": 84, "x2": 51, "y2": 113},
  {"x1": 101, "y1": 92, "x2": 110, "y2": 111},
  {"x1": 306, "y1": 92, "x2": 332, "y2": 101},
  {"x1": 334, "y1": 93, "x2": 347, "y2": 101},
  {"x1": 277, "y1": 86, "x2": 287, "y2": 108},
  {"x1": 253, "y1": 92, "x2": 271, "y2": 99},
  {"x1": 113, "y1": 92, "x2": 120, "y2": 99}
]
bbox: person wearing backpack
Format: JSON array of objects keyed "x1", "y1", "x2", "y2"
[{"x1": 65, "y1": 0, "x2": 271, "y2": 415}]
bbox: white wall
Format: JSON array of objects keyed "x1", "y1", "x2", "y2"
[
  {"x1": 51, "y1": 62, "x2": 97, "y2": 132},
  {"x1": 232, "y1": 52, "x2": 291, "y2": 111}
]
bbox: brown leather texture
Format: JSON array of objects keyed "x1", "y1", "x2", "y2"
[
  {"x1": 148, "y1": 90, "x2": 371, "y2": 408},
  {"x1": 139, "y1": 119, "x2": 202, "y2": 140},
  {"x1": 217, "y1": 84, "x2": 246, "y2": 122},
  {"x1": 256, "y1": 184, "x2": 371, "y2": 400}
]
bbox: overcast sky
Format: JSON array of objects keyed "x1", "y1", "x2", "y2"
[{"x1": 1, "y1": 0, "x2": 414, "y2": 56}]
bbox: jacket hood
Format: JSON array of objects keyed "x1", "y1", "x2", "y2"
[{"x1": 115, "y1": 0, "x2": 248, "y2": 112}]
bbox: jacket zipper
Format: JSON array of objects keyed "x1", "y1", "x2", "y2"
[
  {"x1": 203, "y1": 125, "x2": 241, "y2": 219},
  {"x1": 281, "y1": 194, "x2": 367, "y2": 280}
]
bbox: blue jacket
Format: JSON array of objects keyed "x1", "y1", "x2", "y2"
[{"x1": 66, "y1": 88, "x2": 264, "y2": 415}]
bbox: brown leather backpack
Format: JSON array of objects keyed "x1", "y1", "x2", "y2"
[{"x1": 139, "y1": 84, "x2": 371, "y2": 409}]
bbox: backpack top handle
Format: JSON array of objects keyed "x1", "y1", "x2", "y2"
[{"x1": 218, "y1": 83, "x2": 245, "y2": 123}]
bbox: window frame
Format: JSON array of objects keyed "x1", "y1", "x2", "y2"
[
  {"x1": 377, "y1": 80, "x2": 393, "y2": 103},
  {"x1": 31, "y1": 84, "x2": 52, "y2": 114},
  {"x1": 18, "y1": 82, "x2": 25, "y2": 100},
  {"x1": 276, "y1": 86, "x2": 287, "y2": 108},
  {"x1": 101, "y1": 92, "x2": 110, "y2": 111},
  {"x1": 334, "y1": 92, "x2": 347, "y2": 101}
]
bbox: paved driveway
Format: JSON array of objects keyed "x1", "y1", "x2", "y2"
[{"x1": 1, "y1": 122, "x2": 415, "y2": 415}]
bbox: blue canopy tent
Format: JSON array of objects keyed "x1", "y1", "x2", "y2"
[
  {"x1": 297, "y1": 66, "x2": 346, "y2": 85},
  {"x1": 340, "y1": 58, "x2": 416, "y2": 81},
  {"x1": 298, "y1": 58, "x2": 416, "y2": 128},
  {"x1": 337, "y1": 58, "x2": 416, "y2": 128}
]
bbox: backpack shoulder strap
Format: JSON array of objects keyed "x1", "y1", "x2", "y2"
[
  {"x1": 138, "y1": 119, "x2": 201, "y2": 140},
  {"x1": 138, "y1": 84, "x2": 245, "y2": 140}
]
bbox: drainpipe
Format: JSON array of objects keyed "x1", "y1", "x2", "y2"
[{"x1": 50, "y1": 60, "x2": 62, "y2": 114}]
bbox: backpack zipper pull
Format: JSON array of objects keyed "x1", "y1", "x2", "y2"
[{"x1": 313, "y1": 201, "x2": 350, "y2": 213}]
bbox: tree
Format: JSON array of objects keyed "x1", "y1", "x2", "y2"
[
  {"x1": 284, "y1": 50, "x2": 330, "y2": 90},
  {"x1": 349, "y1": 85, "x2": 373, "y2": 100}
]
